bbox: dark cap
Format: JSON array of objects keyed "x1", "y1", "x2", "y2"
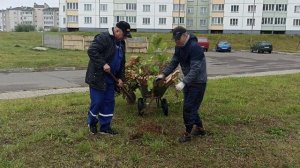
[
  {"x1": 172, "y1": 26, "x2": 187, "y2": 41},
  {"x1": 116, "y1": 21, "x2": 132, "y2": 38}
]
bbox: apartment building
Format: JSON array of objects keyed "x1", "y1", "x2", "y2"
[
  {"x1": 0, "y1": 10, "x2": 4, "y2": 31},
  {"x1": 43, "y1": 7, "x2": 59, "y2": 31},
  {"x1": 58, "y1": 0, "x2": 300, "y2": 34},
  {"x1": 59, "y1": 0, "x2": 175, "y2": 32},
  {"x1": 286, "y1": 0, "x2": 300, "y2": 34},
  {"x1": 0, "y1": 3, "x2": 59, "y2": 32}
]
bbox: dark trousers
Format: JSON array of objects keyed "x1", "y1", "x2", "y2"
[{"x1": 183, "y1": 83, "x2": 206, "y2": 133}]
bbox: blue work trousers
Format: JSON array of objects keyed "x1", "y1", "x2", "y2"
[
  {"x1": 183, "y1": 83, "x2": 206, "y2": 133},
  {"x1": 87, "y1": 85, "x2": 115, "y2": 131}
]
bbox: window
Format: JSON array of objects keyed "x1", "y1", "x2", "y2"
[
  {"x1": 200, "y1": 7, "x2": 208, "y2": 14},
  {"x1": 126, "y1": 3, "x2": 136, "y2": 11},
  {"x1": 263, "y1": 4, "x2": 274, "y2": 11},
  {"x1": 295, "y1": 6, "x2": 300, "y2": 13},
  {"x1": 293, "y1": 19, "x2": 300, "y2": 26},
  {"x1": 67, "y1": 3, "x2": 78, "y2": 10},
  {"x1": 187, "y1": 19, "x2": 193, "y2": 26},
  {"x1": 248, "y1": 5, "x2": 256, "y2": 12},
  {"x1": 63, "y1": 6, "x2": 65, "y2": 12},
  {"x1": 84, "y1": 17, "x2": 92, "y2": 24},
  {"x1": 230, "y1": 18, "x2": 238, "y2": 26},
  {"x1": 211, "y1": 17, "x2": 223, "y2": 25},
  {"x1": 173, "y1": 4, "x2": 185, "y2": 11},
  {"x1": 143, "y1": 18, "x2": 150, "y2": 25},
  {"x1": 67, "y1": 15, "x2": 78, "y2": 23},
  {"x1": 143, "y1": 5, "x2": 150, "y2": 12},
  {"x1": 187, "y1": 7, "x2": 194, "y2": 14},
  {"x1": 84, "y1": 4, "x2": 92, "y2": 11},
  {"x1": 173, "y1": 17, "x2": 185, "y2": 24},
  {"x1": 159, "y1": 5, "x2": 167, "y2": 12},
  {"x1": 262, "y1": 17, "x2": 273, "y2": 24},
  {"x1": 212, "y1": 4, "x2": 224, "y2": 12},
  {"x1": 274, "y1": 18, "x2": 286, "y2": 25},
  {"x1": 247, "y1": 18, "x2": 255, "y2": 26},
  {"x1": 199, "y1": 19, "x2": 207, "y2": 26},
  {"x1": 100, "y1": 4, "x2": 107, "y2": 11},
  {"x1": 276, "y1": 4, "x2": 287, "y2": 11},
  {"x1": 231, "y1": 5, "x2": 239, "y2": 13},
  {"x1": 100, "y1": 17, "x2": 107, "y2": 24},
  {"x1": 126, "y1": 16, "x2": 136, "y2": 23},
  {"x1": 63, "y1": 18, "x2": 66, "y2": 24},
  {"x1": 159, "y1": 18, "x2": 166, "y2": 24}
]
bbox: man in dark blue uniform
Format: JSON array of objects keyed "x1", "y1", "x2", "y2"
[{"x1": 85, "y1": 21, "x2": 132, "y2": 135}]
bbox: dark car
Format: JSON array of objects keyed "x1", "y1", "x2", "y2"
[
  {"x1": 215, "y1": 40, "x2": 231, "y2": 52},
  {"x1": 250, "y1": 41, "x2": 273, "y2": 53},
  {"x1": 197, "y1": 37, "x2": 209, "y2": 52}
]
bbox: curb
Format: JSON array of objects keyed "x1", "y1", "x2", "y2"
[{"x1": 1, "y1": 69, "x2": 299, "y2": 100}]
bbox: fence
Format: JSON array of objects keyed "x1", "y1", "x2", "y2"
[{"x1": 43, "y1": 34, "x2": 148, "y2": 53}]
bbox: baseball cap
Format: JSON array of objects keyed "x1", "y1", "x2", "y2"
[
  {"x1": 172, "y1": 26, "x2": 187, "y2": 41},
  {"x1": 116, "y1": 21, "x2": 132, "y2": 38}
]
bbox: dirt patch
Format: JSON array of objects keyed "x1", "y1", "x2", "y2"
[{"x1": 129, "y1": 122, "x2": 165, "y2": 140}]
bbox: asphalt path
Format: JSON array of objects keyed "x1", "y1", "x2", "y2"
[{"x1": 1, "y1": 51, "x2": 300, "y2": 93}]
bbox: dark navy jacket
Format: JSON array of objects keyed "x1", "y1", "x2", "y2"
[{"x1": 162, "y1": 34, "x2": 207, "y2": 85}]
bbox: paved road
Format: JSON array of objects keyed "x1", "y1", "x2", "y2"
[{"x1": 1, "y1": 51, "x2": 300, "y2": 99}]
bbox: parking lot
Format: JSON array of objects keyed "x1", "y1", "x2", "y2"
[{"x1": 206, "y1": 51, "x2": 300, "y2": 76}]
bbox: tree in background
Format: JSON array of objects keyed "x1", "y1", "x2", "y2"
[{"x1": 14, "y1": 24, "x2": 35, "y2": 32}]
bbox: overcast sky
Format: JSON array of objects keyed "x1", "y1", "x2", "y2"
[{"x1": 1, "y1": 0, "x2": 59, "y2": 10}]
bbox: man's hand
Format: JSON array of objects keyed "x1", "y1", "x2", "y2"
[
  {"x1": 117, "y1": 79, "x2": 124, "y2": 87},
  {"x1": 155, "y1": 74, "x2": 165, "y2": 82},
  {"x1": 103, "y1": 64, "x2": 110, "y2": 73},
  {"x1": 175, "y1": 82, "x2": 185, "y2": 91}
]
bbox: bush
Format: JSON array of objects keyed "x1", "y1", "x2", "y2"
[
  {"x1": 14, "y1": 24, "x2": 35, "y2": 32},
  {"x1": 50, "y1": 27, "x2": 59, "y2": 32}
]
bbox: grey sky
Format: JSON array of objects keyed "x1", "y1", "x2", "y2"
[{"x1": 1, "y1": 0, "x2": 59, "y2": 10}]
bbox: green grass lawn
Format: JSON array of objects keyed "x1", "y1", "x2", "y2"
[
  {"x1": 1, "y1": 74, "x2": 299, "y2": 167},
  {"x1": 0, "y1": 32, "x2": 300, "y2": 70}
]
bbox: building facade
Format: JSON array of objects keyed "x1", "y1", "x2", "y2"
[{"x1": 0, "y1": 3, "x2": 59, "y2": 32}]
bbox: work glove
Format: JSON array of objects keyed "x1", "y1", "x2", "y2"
[
  {"x1": 155, "y1": 74, "x2": 165, "y2": 82},
  {"x1": 175, "y1": 81, "x2": 185, "y2": 91}
]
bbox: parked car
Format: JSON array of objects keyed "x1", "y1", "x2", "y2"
[
  {"x1": 215, "y1": 40, "x2": 231, "y2": 52},
  {"x1": 197, "y1": 37, "x2": 209, "y2": 52},
  {"x1": 250, "y1": 41, "x2": 273, "y2": 53}
]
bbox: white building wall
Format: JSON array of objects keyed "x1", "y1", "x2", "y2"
[
  {"x1": 136, "y1": 0, "x2": 173, "y2": 30},
  {"x1": 286, "y1": 0, "x2": 300, "y2": 31},
  {"x1": 77, "y1": 0, "x2": 114, "y2": 30},
  {"x1": 223, "y1": 0, "x2": 263, "y2": 32}
]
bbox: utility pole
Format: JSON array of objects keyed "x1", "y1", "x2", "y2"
[
  {"x1": 178, "y1": 0, "x2": 181, "y2": 26},
  {"x1": 250, "y1": 0, "x2": 255, "y2": 45},
  {"x1": 99, "y1": 0, "x2": 101, "y2": 31}
]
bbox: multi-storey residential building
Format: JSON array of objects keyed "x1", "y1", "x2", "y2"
[
  {"x1": 34, "y1": 3, "x2": 49, "y2": 30},
  {"x1": 43, "y1": 7, "x2": 59, "y2": 31},
  {"x1": 58, "y1": 0, "x2": 300, "y2": 34},
  {"x1": 286, "y1": 0, "x2": 300, "y2": 34},
  {"x1": 0, "y1": 3, "x2": 59, "y2": 32},
  {"x1": 0, "y1": 10, "x2": 4, "y2": 31},
  {"x1": 20, "y1": 7, "x2": 34, "y2": 26}
]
